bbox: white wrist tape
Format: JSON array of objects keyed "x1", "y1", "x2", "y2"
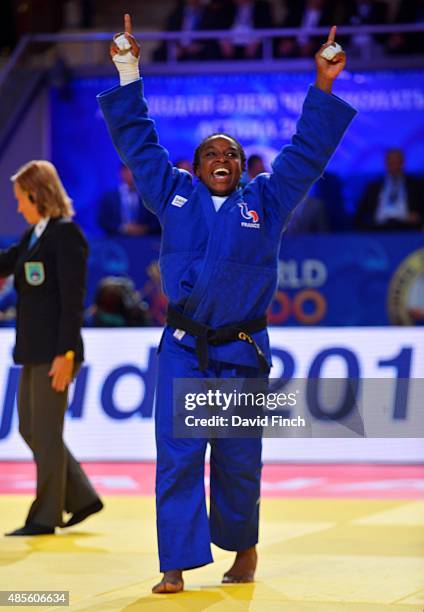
[
  {"x1": 320, "y1": 42, "x2": 342, "y2": 61},
  {"x1": 112, "y1": 33, "x2": 140, "y2": 86}
]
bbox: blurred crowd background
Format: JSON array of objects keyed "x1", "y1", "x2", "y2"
[{"x1": 1, "y1": 0, "x2": 423, "y2": 60}]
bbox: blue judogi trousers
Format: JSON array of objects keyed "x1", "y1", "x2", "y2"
[{"x1": 155, "y1": 330, "x2": 263, "y2": 572}]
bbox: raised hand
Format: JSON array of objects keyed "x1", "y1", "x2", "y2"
[
  {"x1": 110, "y1": 13, "x2": 140, "y2": 61},
  {"x1": 315, "y1": 26, "x2": 346, "y2": 93}
]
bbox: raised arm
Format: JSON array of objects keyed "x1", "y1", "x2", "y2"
[
  {"x1": 264, "y1": 27, "x2": 356, "y2": 225},
  {"x1": 98, "y1": 14, "x2": 183, "y2": 218}
]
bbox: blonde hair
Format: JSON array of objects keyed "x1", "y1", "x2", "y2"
[{"x1": 11, "y1": 160, "x2": 75, "y2": 218}]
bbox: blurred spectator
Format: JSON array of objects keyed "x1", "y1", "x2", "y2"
[
  {"x1": 219, "y1": 0, "x2": 274, "y2": 60},
  {"x1": 200, "y1": 0, "x2": 236, "y2": 59},
  {"x1": 386, "y1": 0, "x2": 424, "y2": 55},
  {"x1": 285, "y1": 171, "x2": 348, "y2": 233},
  {"x1": 284, "y1": 196, "x2": 330, "y2": 234},
  {"x1": 340, "y1": 0, "x2": 388, "y2": 59},
  {"x1": 63, "y1": 0, "x2": 94, "y2": 29},
  {"x1": 175, "y1": 159, "x2": 193, "y2": 172},
  {"x1": 85, "y1": 276, "x2": 150, "y2": 327},
  {"x1": 201, "y1": 0, "x2": 235, "y2": 28},
  {"x1": 153, "y1": 0, "x2": 208, "y2": 61},
  {"x1": 355, "y1": 149, "x2": 424, "y2": 231},
  {"x1": 313, "y1": 171, "x2": 349, "y2": 231},
  {"x1": 98, "y1": 164, "x2": 161, "y2": 237},
  {"x1": 276, "y1": 0, "x2": 335, "y2": 58},
  {"x1": 247, "y1": 153, "x2": 266, "y2": 180}
]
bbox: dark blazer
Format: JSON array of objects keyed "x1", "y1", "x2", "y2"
[
  {"x1": 0, "y1": 217, "x2": 87, "y2": 364},
  {"x1": 97, "y1": 188, "x2": 161, "y2": 236},
  {"x1": 339, "y1": 0, "x2": 388, "y2": 47},
  {"x1": 276, "y1": 1, "x2": 334, "y2": 58},
  {"x1": 355, "y1": 175, "x2": 424, "y2": 230},
  {"x1": 280, "y1": 0, "x2": 334, "y2": 28}
]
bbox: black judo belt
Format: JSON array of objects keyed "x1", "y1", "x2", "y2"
[{"x1": 167, "y1": 305, "x2": 269, "y2": 373}]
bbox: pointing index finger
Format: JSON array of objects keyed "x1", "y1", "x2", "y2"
[
  {"x1": 124, "y1": 13, "x2": 132, "y2": 34},
  {"x1": 327, "y1": 25, "x2": 337, "y2": 43}
]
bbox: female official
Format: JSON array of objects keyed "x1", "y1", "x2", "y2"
[
  {"x1": 98, "y1": 14, "x2": 356, "y2": 592},
  {"x1": 0, "y1": 160, "x2": 103, "y2": 536}
]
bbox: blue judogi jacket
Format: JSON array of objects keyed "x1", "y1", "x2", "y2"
[{"x1": 98, "y1": 79, "x2": 356, "y2": 367}]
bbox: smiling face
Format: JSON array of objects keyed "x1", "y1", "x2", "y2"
[
  {"x1": 13, "y1": 181, "x2": 43, "y2": 225},
  {"x1": 195, "y1": 136, "x2": 244, "y2": 196}
]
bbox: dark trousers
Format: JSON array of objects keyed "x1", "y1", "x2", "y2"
[{"x1": 18, "y1": 364, "x2": 99, "y2": 527}]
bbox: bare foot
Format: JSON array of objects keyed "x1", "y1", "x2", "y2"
[
  {"x1": 222, "y1": 546, "x2": 257, "y2": 583},
  {"x1": 152, "y1": 570, "x2": 184, "y2": 594}
]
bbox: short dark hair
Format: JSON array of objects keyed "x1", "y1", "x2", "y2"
[{"x1": 193, "y1": 133, "x2": 246, "y2": 172}]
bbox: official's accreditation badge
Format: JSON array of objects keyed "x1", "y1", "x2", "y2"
[
  {"x1": 25, "y1": 262, "x2": 45, "y2": 286},
  {"x1": 387, "y1": 248, "x2": 424, "y2": 325}
]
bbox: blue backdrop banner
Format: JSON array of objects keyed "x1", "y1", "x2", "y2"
[
  {"x1": 84, "y1": 233, "x2": 424, "y2": 327},
  {"x1": 1, "y1": 233, "x2": 423, "y2": 327},
  {"x1": 50, "y1": 70, "x2": 424, "y2": 235}
]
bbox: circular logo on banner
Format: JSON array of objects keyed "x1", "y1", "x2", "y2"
[{"x1": 387, "y1": 248, "x2": 424, "y2": 325}]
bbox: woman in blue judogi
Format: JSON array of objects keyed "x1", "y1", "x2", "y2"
[{"x1": 98, "y1": 14, "x2": 356, "y2": 593}]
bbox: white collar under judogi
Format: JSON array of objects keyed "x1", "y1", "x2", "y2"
[{"x1": 211, "y1": 196, "x2": 227, "y2": 212}]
